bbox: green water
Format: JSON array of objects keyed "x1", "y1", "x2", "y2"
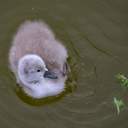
[{"x1": 0, "y1": 0, "x2": 128, "y2": 128}]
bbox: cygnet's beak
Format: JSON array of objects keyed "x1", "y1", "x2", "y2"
[{"x1": 44, "y1": 71, "x2": 58, "y2": 79}]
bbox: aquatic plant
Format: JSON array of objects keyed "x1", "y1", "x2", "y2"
[
  {"x1": 113, "y1": 97, "x2": 125, "y2": 115},
  {"x1": 113, "y1": 73, "x2": 128, "y2": 115},
  {"x1": 116, "y1": 73, "x2": 128, "y2": 88}
]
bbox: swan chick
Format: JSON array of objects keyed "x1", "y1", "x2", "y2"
[{"x1": 9, "y1": 20, "x2": 68, "y2": 98}]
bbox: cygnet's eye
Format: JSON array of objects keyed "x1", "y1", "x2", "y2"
[
  {"x1": 36, "y1": 67, "x2": 43, "y2": 72},
  {"x1": 37, "y1": 69, "x2": 41, "y2": 72}
]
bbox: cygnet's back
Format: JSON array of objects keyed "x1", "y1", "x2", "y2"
[{"x1": 9, "y1": 21, "x2": 68, "y2": 75}]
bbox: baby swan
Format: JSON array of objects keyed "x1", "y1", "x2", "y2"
[{"x1": 9, "y1": 21, "x2": 68, "y2": 99}]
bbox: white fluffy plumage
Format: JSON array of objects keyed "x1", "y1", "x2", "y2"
[{"x1": 9, "y1": 20, "x2": 68, "y2": 99}]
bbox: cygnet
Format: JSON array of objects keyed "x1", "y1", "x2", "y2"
[{"x1": 9, "y1": 20, "x2": 69, "y2": 99}]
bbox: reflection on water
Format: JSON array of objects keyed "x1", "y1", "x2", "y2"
[
  {"x1": 0, "y1": 0, "x2": 128, "y2": 128},
  {"x1": 15, "y1": 86, "x2": 68, "y2": 106}
]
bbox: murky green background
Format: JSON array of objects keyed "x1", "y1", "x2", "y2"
[{"x1": 0, "y1": 0, "x2": 128, "y2": 128}]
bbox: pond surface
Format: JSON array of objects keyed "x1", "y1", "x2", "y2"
[{"x1": 0, "y1": 0, "x2": 128, "y2": 128}]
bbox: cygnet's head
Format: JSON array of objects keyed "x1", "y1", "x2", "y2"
[
  {"x1": 18, "y1": 54, "x2": 48, "y2": 86},
  {"x1": 18, "y1": 54, "x2": 65, "y2": 98}
]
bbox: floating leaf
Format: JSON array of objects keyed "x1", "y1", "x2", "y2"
[{"x1": 113, "y1": 97, "x2": 125, "y2": 115}]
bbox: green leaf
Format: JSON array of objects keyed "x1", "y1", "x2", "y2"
[
  {"x1": 113, "y1": 97, "x2": 125, "y2": 115},
  {"x1": 116, "y1": 73, "x2": 128, "y2": 88}
]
